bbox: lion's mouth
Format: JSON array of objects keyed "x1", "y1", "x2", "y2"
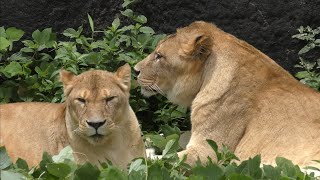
[{"x1": 90, "y1": 133, "x2": 104, "y2": 138}]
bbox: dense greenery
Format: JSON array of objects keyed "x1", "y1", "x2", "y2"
[
  {"x1": 0, "y1": 0, "x2": 189, "y2": 132},
  {"x1": 292, "y1": 26, "x2": 320, "y2": 91},
  {"x1": 1, "y1": 139, "x2": 319, "y2": 180}
]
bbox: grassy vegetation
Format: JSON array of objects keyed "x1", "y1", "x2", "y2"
[{"x1": 1, "y1": 140, "x2": 319, "y2": 180}]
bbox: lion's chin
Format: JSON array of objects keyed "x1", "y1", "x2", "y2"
[
  {"x1": 141, "y1": 87, "x2": 158, "y2": 97},
  {"x1": 83, "y1": 132, "x2": 111, "y2": 145},
  {"x1": 85, "y1": 135, "x2": 106, "y2": 145}
]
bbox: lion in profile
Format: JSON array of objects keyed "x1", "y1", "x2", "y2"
[
  {"x1": 134, "y1": 21, "x2": 320, "y2": 167},
  {"x1": 0, "y1": 64, "x2": 145, "y2": 168}
]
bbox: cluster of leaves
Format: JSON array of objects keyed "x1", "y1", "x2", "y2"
[
  {"x1": 0, "y1": 0, "x2": 189, "y2": 131},
  {"x1": 292, "y1": 26, "x2": 320, "y2": 91},
  {"x1": 1, "y1": 140, "x2": 319, "y2": 180}
]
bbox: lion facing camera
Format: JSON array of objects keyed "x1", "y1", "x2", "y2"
[
  {"x1": 0, "y1": 64, "x2": 145, "y2": 168},
  {"x1": 134, "y1": 21, "x2": 320, "y2": 168}
]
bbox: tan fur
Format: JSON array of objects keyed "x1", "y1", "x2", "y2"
[
  {"x1": 134, "y1": 21, "x2": 320, "y2": 167},
  {"x1": 0, "y1": 64, "x2": 145, "y2": 168}
]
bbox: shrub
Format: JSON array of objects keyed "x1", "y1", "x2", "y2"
[
  {"x1": 0, "y1": 0, "x2": 190, "y2": 132},
  {"x1": 1, "y1": 140, "x2": 319, "y2": 180},
  {"x1": 292, "y1": 26, "x2": 320, "y2": 91}
]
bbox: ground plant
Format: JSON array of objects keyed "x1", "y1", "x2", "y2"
[
  {"x1": 1, "y1": 139, "x2": 319, "y2": 180},
  {"x1": 0, "y1": 0, "x2": 188, "y2": 132},
  {"x1": 292, "y1": 26, "x2": 320, "y2": 90}
]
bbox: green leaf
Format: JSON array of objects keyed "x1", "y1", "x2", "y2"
[
  {"x1": 32, "y1": 28, "x2": 54, "y2": 49},
  {"x1": 129, "y1": 158, "x2": 145, "y2": 173},
  {"x1": 0, "y1": 170, "x2": 25, "y2": 180},
  {"x1": 121, "y1": 9, "x2": 134, "y2": 18},
  {"x1": 0, "y1": 146, "x2": 12, "y2": 170},
  {"x1": 100, "y1": 167, "x2": 127, "y2": 180},
  {"x1": 228, "y1": 173, "x2": 253, "y2": 180},
  {"x1": 206, "y1": 139, "x2": 222, "y2": 161},
  {"x1": 134, "y1": 15, "x2": 147, "y2": 24},
  {"x1": 6, "y1": 27, "x2": 24, "y2": 41},
  {"x1": 47, "y1": 163, "x2": 71, "y2": 178},
  {"x1": 236, "y1": 155, "x2": 262, "y2": 179},
  {"x1": 20, "y1": 47, "x2": 34, "y2": 53},
  {"x1": 187, "y1": 175, "x2": 205, "y2": 180},
  {"x1": 15, "y1": 158, "x2": 29, "y2": 171},
  {"x1": 192, "y1": 163, "x2": 224, "y2": 180},
  {"x1": 22, "y1": 40, "x2": 35, "y2": 48},
  {"x1": 275, "y1": 157, "x2": 297, "y2": 177},
  {"x1": 3, "y1": 61, "x2": 22, "y2": 78},
  {"x1": 151, "y1": 34, "x2": 166, "y2": 48},
  {"x1": 0, "y1": 27, "x2": 6, "y2": 37},
  {"x1": 122, "y1": 0, "x2": 134, "y2": 8},
  {"x1": 87, "y1": 14, "x2": 95, "y2": 32},
  {"x1": 74, "y1": 163, "x2": 100, "y2": 180},
  {"x1": 0, "y1": 37, "x2": 10, "y2": 50},
  {"x1": 263, "y1": 165, "x2": 281, "y2": 180},
  {"x1": 140, "y1": 26, "x2": 155, "y2": 34},
  {"x1": 147, "y1": 162, "x2": 171, "y2": 180},
  {"x1": 63, "y1": 28, "x2": 81, "y2": 38},
  {"x1": 162, "y1": 139, "x2": 179, "y2": 158},
  {"x1": 32, "y1": 29, "x2": 45, "y2": 44},
  {"x1": 298, "y1": 43, "x2": 315, "y2": 54},
  {"x1": 52, "y1": 146, "x2": 74, "y2": 163},
  {"x1": 161, "y1": 124, "x2": 180, "y2": 137},
  {"x1": 295, "y1": 71, "x2": 310, "y2": 79},
  {"x1": 112, "y1": 18, "x2": 121, "y2": 31},
  {"x1": 39, "y1": 151, "x2": 54, "y2": 171}
]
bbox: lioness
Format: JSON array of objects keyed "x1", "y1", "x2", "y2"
[
  {"x1": 134, "y1": 21, "x2": 320, "y2": 167},
  {"x1": 0, "y1": 64, "x2": 145, "y2": 168}
]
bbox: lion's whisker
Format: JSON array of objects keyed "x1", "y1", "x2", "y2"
[{"x1": 152, "y1": 84, "x2": 165, "y2": 96}]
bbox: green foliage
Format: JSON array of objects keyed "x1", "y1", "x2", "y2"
[
  {"x1": 292, "y1": 26, "x2": 320, "y2": 91},
  {"x1": 1, "y1": 140, "x2": 319, "y2": 180},
  {"x1": 0, "y1": 0, "x2": 189, "y2": 132}
]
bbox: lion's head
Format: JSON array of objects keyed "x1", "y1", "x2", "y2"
[
  {"x1": 60, "y1": 64, "x2": 132, "y2": 145},
  {"x1": 134, "y1": 22, "x2": 214, "y2": 106}
]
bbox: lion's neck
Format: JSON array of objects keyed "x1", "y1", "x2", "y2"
[
  {"x1": 168, "y1": 70, "x2": 204, "y2": 107},
  {"x1": 189, "y1": 49, "x2": 261, "y2": 150}
]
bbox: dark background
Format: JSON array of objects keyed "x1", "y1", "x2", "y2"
[{"x1": 1, "y1": 0, "x2": 320, "y2": 74}]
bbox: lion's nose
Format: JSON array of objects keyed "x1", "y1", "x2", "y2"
[{"x1": 87, "y1": 120, "x2": 106, "y2": 130}]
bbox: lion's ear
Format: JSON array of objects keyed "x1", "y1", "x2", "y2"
[
  {"x1": 115, "y1": 63, "x2": 131, "y2": 91},
  {"x1": 60, "y1": 70, "x2": 75, "y2": 96},
  {"x1": 179, "y1": 34, "x2": 213, "y2": 60}
]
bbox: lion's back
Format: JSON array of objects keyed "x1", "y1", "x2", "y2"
[
  {"x1": 235, "y1": 82, "x2": 320, "y2": 167},
  {"x1": 0, "y1": 102, "x2": 67, "y2": 165}
]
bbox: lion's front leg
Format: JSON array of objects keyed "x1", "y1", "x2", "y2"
[{"x1": 178, "y1": 143, "x2": 217, "y2": 165}]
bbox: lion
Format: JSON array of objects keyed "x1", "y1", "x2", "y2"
[
  {"x1": 0, "y1": 64, "x2": 145, "y2": 168},
  {"x1": 134, "y1": 21, "x2": 320, "y2": 168}
]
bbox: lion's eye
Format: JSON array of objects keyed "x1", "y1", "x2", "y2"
[
  {"x1": 155, "y1": 52, "x2": 162, "y2": 61},
  {"x1": 105, "y1": 96, "x2": 116, "y2": 103},
  {"x1": 76, "y1": 98, "x2": 86, "y2": 104}
]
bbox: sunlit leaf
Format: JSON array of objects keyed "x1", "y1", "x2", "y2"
[
  {"x1": 0, "y1": 147, "x2": 12, "y2": 170},
  {"x1": 87, "y1": 14, "x2": 95, "y2": 32}
]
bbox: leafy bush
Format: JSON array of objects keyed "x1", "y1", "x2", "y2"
[
  {"x1": 292, "y1": 26, "x2": 320, "y2": 91},
  {"x1": 0, "y1": 0, "x2": 190, "y2": 132},
  {"x1": 1, "y1": 140, "x2": 319, "y2": 180}
]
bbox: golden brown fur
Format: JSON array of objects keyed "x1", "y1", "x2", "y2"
[
  {"x1": 134, "y1": 21, "x2": 320, "y2": 167},
  {"x1": 0, "y1": 64, "x2": 145, "y2": 168}
]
